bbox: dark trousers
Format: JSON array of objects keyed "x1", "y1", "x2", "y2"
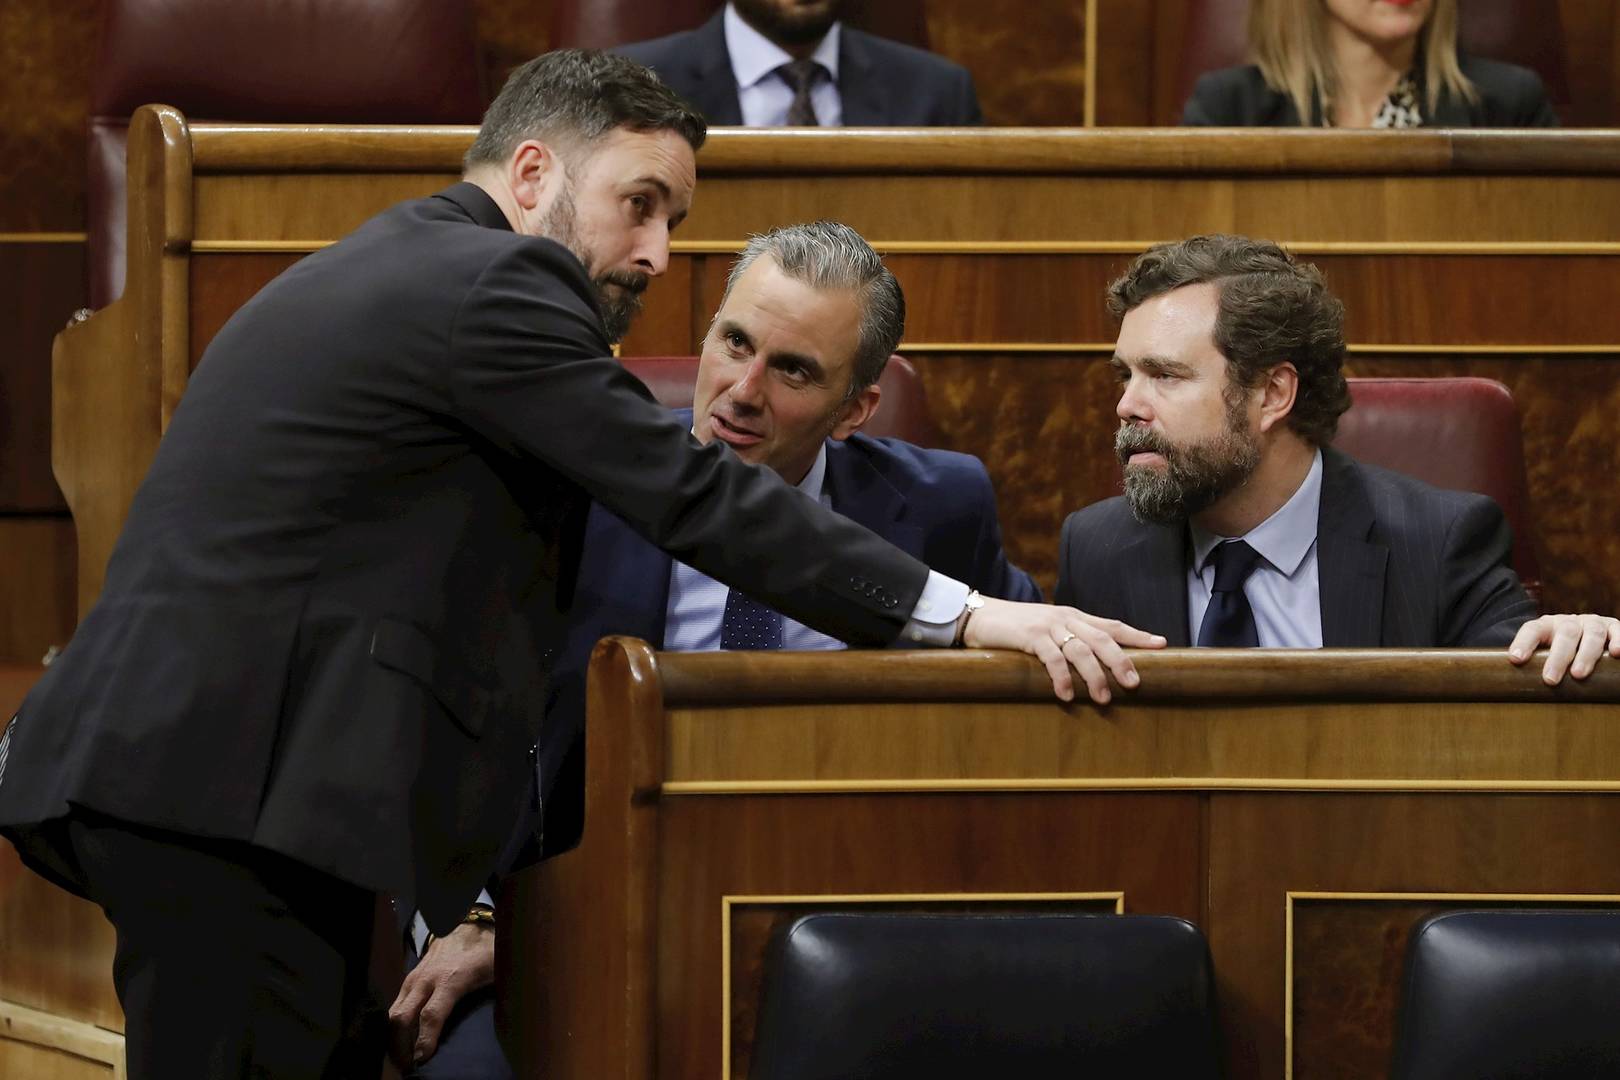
[
  {"x1": 12, "y1": 812, "x2": 387, "y2": 1079},
  {"x1": 402, "y1": 946, "x2": 514, "y2": 1080}
]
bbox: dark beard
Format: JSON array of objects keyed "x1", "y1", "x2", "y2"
[
  {"x1": 1115, "y1": 407, "x2": 1261, "y2": 526},
  {"x1": 594, "y1": 270, "x2": 647, "y2": 345},
  {"x1": 539, "y1": 185, "x2": 648, "y2": 345},
  {"x1": 732, "y1": 0, "x2": 841, "y2": 47}
]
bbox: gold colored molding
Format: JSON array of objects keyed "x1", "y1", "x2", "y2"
[
  {"x1": 720, "y1": 891, "x2": 1125, "y2": 1080},
  {"x1": 1083, "y1": 0, "x2": 1098, "y2": 128},
  {"x1": 0, "y1": 232, "x2": 88, "y2": 244},
  {"x1": 0, "y1": 997, "x2": 125, "y2": 1079},
  {"x1": 1282, "y1": 890, "x2": 1620, "y2": 1080},
  {"x1": 669, "y1": 239, "x2": 1620, "y2": 256},
  {"x1": 664, "y1": 777, "x2": 1620, "y2": 796},
  {"x1": 190, "y1": 238, "x2": 1620, "y2": 257},
  {"x1": 191, "y1": 240, "x2": 328, "y2": 253},
  {"x1": 898, "y1": 342, "x2": 1620, "y2": 355}
]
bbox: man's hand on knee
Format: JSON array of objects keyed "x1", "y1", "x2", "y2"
[{"x1": 388, "y1": 922, "x2": 495, "y2": 1066}]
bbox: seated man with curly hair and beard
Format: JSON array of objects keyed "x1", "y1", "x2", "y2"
[{"x1": 1057, "y1": 233, "x2": 1619, "y2": 682}]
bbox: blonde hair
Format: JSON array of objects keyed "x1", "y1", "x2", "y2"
[{"x1": 1249, "y1": 0, "x2": 1478, "y2": 123}]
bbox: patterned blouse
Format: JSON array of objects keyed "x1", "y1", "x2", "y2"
[{"x1": 1326, "y1": 73, "x2": 1424, "y2": 128}]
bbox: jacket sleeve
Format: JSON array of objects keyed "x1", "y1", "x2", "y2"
[
  {"x1": 1439, "y1": 494, "x2": 1539, "y2": 646},
  {"x1": 446, "y1": 239, "x2": 929, "y2": 647}
]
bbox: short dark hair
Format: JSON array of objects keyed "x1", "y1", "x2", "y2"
[
  {"x1": 1108, "y1": 234, "x2": 1351, "y2": 446},
  {"x1": 464, "y1": 49, "x2": 706, "y2": 171},
  {"x1": 721, "y1": 221, "x2": 905, "y2": 397}
]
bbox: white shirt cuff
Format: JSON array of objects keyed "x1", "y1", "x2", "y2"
[{"x1": 900, "y1": 571, "x2": 970, "y2": 646}]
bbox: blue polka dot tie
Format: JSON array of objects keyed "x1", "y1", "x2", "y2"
[
  {"x1": 721, "y1": 588, "x2": 784, "y2": 651},
  {"x1": 1196, "y1": 539, "x2": 1263, "y2": 648}
]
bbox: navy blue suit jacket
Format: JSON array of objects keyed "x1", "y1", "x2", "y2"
[
  {"x1": 616, "y1": 10, "x2": 982, "y2": 126},
  {"x1": 527, "y1": 419, "x2": 1037, "y2": 859}
]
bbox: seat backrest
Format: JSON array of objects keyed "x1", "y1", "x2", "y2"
[
  {"x1": 88, "y1": 0, "x2": 484, "y2": 308},
  {"x1": 1334, "y1": 377, "x2": 1540, "y2": 599},
  {"x1": 1176, "y1": 0, "x2": 1570, "y2": 119},
  {"x1": 617, "y1": 354, "x2": 943, "y2": 447},
  {"x1": 551, "y1": 0, "x2": 929, "y2": 51},
  {"x1": 749, "y1": 912, "x2": 1221, "y2": 1079},
  {"x1": 1392, "y1": 910, "x2": 1620, "y2": 1079}
]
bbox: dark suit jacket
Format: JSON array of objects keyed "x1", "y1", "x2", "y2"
[
  {"x1": 525, "y1": 422, "x2": 1039, "y2": 860},
  {"x1": 616, "y1": 10, "x2": 982, "y2": 126},
  {"x1": 1055, "y1": 447, "x2": 1536, "y2": 647},
  {"x1": 0, "y1": 183, "x2": 932, "y2": 932},
  {"x1": 1183, "y1": 54, "x2": 1558, "y2": 127}
]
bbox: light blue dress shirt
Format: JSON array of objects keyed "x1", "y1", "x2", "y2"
[
  {"x1": 724, "y1": 3, "x2": 843, "y2": 127},
  {"x1": 666, "y1": 443, "x2": 967, "y2": 649},
  {"x1": 1187, "y1": 449, "x2": 1324, "y2": 648}
]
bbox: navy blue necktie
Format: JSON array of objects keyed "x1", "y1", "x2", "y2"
[
  {"x1": 1196, "y1": 540, "x2": 1263, "y2": 647},
  {"x1": 721, "y1": 588, "x2": 784, "y2": 651}
]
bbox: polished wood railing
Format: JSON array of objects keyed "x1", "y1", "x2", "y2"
[{"x1": 502, "y1": 641, "x2": 1620, "y2": 1080}]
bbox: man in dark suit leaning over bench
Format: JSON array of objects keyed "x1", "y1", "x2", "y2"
[
  {"x1": 1058, "y1": 233, "x2": 1620, "y2": 678},
  {"x1": 391, "y1": 220, "x2": 1039, "y2": 1077}
]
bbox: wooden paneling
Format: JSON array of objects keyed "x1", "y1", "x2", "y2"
[
  {"x1": 0, "y1": 518, "x2": 76, "y2": 663},
  {"x1": 1208, "y1": 793, "x2": 1620, "y2": 1079},
  {"x1": 507, "y1": 642, "x2": 1620, "y2": 1080},
  {"x1": 0, "y1": 842, "x2": 121, "y2": 1032},
  {"x1": 0, "y1": 242, "x2": 80, "y2": 512},
  {"x1": 660, "y1": 795, "x2": 1197, "y2": 1080},
  {"x1": 923, "y1": 0, "x2": 1088, "y2": 126},
  {"x1": 0, "y1": 0, "x2": 98, "y2": 232}
]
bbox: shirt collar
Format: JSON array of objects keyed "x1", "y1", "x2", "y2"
[
  {"x1": 795, "y1": 442, "x2": 829, "y2": 500},
  {"x1": 724, "y1": 2, "x2": 841, "y2": 91},
  {"x1": 1190, "y1": 448, "x2": 1323, "y2": 578}
]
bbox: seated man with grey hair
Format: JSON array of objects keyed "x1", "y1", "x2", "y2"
[{"x1": 392, "y1": 220, "x2": 1039, "y2": 1078}]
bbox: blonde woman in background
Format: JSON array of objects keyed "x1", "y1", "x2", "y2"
[{"x1": 1183, "y1": 0, "x2": 1557, "y2": 128}]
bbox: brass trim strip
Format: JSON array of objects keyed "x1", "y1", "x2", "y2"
[
  {"x1": 664, "y1": 777, "x2": 1620, "y2": 795},
  {"x1": 668, "y1": 240, "x2": 1620, "y2": 256},
  {"x1": 1083, "y1": 0, "x2": 1098, "y2": 128},
  {"x1": 720, "y1": 891, "x2": 1126, "y2": 1080},
  {"x1": 1282, "y1": 890, "x2": 1620, "y2": 1079},
  {"x1": 897, "y1": 342, "x2": 1620, "y2": 355},
  {"x1": 189, "y1": 239, "x2": 1620, "y2": 257},
  {"x1": 192, "y1": 240, "x2": 328, "y2": 252},
  {"x1": 0, "y1": 232, "x2": 88, "y2": 244}
]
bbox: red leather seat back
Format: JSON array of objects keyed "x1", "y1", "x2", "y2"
[
  {"x1": 1335, "y1": 376, "x2": 1541, "y2": 598},
  {"x1": 618, "y1": 355, "x2": 942, "y2": 447},
  {"x1": 1176, "y1": 0, "x2": 1570, "y2": 118},
  {"x1": 551, "y1": 0, "x2": 929, "y2": 51},
  {"x1": 88, "y1": 0, "x2": 484, "y2": 308}
]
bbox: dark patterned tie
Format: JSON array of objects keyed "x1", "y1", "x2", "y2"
[
  {"x1": 1196, "y1": 540, "x2": 1264, "y2": 647},
  {"x1": 779, "y1": 59, "x2": 822, "y2": 126},
  {"x1": 721, "y1": 588, "x2": 784, "y2": 650}
]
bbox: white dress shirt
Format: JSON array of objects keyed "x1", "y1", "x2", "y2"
[{"x1": 724, "y1": 3, "x2": 843, "y2": 127}]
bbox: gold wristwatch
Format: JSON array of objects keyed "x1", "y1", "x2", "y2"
[{"x1": 462, "y1": 902, "x2": 495, "y2": 929}]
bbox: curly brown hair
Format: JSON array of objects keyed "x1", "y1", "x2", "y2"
[{"x1": 1108, "y1": 235, "x2": 1350, "y2": 446}]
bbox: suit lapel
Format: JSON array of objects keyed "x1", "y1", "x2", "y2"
[
  {"x1": 823, "y1": 439, "x2": 921, "y2": 553},
  {"x1": 1316, "y1": 447, "x2": 1389, "y2": 646},
  {"x1": 690, "y1": 11, "x2": 745, "y2": 125},
  {"x1": 835, "y1": 29, "x2": 887, "y2": 126},
  {"x1": 1119, "y1": 525, "x2": 1192, "y2": 647}
]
